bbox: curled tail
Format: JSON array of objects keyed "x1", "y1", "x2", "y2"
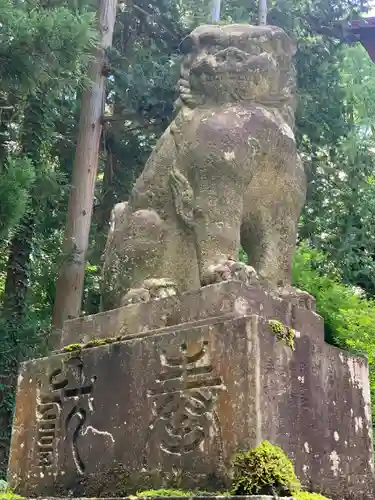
[{"x1": 169, "y1": 166, "x2": 195, "y2": 228}]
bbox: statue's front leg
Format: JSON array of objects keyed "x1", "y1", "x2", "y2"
[
  {"x1": 201, "y1": 259, "x2": 259, "y2": 287},
  {"x1": 193, "y1": 179, "x2": 259, "y2": 288},
  {"x1": 102, "y1": 207, "x2": 182, "y2": 309},
  {"x1": 121, "y1": 278, "x2": 179, "y2": 306}
]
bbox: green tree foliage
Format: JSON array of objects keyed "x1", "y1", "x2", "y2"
[
  {"x1": 300, "y1": 133, "x2": 375, "y2": 296},
  {"x1": 299, "y1": 43, "x2": 375, "y2": 297},
  {"x1": 341, "y1": 43, "x2": 375, "y2": 133},
  {"x1": 0, "y1": 0, "x2": 96, "y2": 238},
  {"x1": 0, "y1": 0, "x2": 96, "y2": 474},
  {"x1": 0, "y1": 157, "x2": 35, "y2": 237}
]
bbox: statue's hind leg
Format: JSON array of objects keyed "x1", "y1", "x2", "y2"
[
  {"x1": 241, "y1": 198, "x2": 315, "y2": 310},
  {"x1": 240, "y1": 209, "x2": 296, "y2": 289},
  {"x1": 101, "y1": 205, "x2": 199, "y2": 310}
]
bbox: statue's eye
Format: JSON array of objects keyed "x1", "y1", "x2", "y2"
[
  {"x1": 215, "y1": 52, "x2": 227, "y2": 62},
  {"x1": 234, "y1": 52, "x2": 246, "y2": 63},
  {"x1": 206, "y1": 45, "x2": 222, "y2": 55},
  {"x1": 215, "y1": 49, "x2": 247, "y2": 63}
]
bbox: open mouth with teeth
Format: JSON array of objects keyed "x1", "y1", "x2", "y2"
[{"x1": 191, "y1": 47, "x2": 275, "y2": 78}]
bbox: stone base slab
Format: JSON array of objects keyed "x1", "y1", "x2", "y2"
[{"x1": 59, "y1": 282, "x2": 320, "y2": 349}]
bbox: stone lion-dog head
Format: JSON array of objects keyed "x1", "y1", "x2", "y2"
[{"x1": 175, "y1": 24, "x2": 297, "y2": 126}]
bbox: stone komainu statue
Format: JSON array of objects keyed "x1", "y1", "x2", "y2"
[{"x1": 101, "y1": 24, "x2": 307, "y2": 311}]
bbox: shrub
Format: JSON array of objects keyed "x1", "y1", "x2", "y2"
[{"x1": 231, "y1": 440, "x2": 301, "y2": 496}]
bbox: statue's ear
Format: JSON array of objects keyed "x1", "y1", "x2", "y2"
[
  {"x1": 279, "y1": 30, "x2": 297, "y2": 57},
  {"x1": 180, "y1": 33, "x2": 199, "y2": 55},
  {"x1": 286, "y1": 35, "x2": 297, "y2": 57},
  {"x1": 267, "y1": 27, "x2": 297, "y2": 58}
]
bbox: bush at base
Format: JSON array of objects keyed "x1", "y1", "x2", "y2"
[{"x1": 231, "y1": 440, "x2": 301, "y2": 496}]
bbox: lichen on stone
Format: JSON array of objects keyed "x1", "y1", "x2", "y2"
[{"x1": 268, "y1": 319, "x2": 296, "y2": 350}]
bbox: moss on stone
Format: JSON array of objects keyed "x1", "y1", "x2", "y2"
[
  {"x1": 134, "y1": 489, "x2": 222, "y2": 497},
  {"x1": 85, "y1": 338, "x2": 115, "y2": 348},
  {"x1": 135, "y1": 490, "x2": 193, "y2": 497},
  {"x1": 268, "y1": 319, "x2": 296, "y2": 350},
  {"x1": 62, "y1": 336, "x2": 122, "y2": 353},
  {"x1": 295, "y1": 493, "x2": 330, "y2": 500},
  {"x1": 62, "y1": 343, "x2": 82, "y2": 352},
  {"x1": 231, "y1": 440, "x2": 301, "y2": 496},
  {"x1": 0, "y1": 493, "x2": 24, "y2": 500},
  {"x1": 73, "y1": 463, "x2": 226, "y2": 497}
]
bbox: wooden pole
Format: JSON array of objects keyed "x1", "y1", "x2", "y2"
[
  {"x1": 51, "y1": 0, "x2": 117, "y2": 336},
  {"x1": 258, "y1": 0, "x2": 267, "y2": 25}
]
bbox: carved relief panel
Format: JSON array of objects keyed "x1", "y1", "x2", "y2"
[
  {"x1": 35, "y1": 355, "x2": 96, "y2": 476},
  {"x1": 144, "y1": 339, "x2": 227, "y2": 472}
]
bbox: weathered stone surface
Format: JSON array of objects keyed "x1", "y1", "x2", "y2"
[
  {"x1": 101, "y1": 23, "x2": 306, "y2": 311},
  {"x1": 60, "y1": 281, "x2": 318, "y2": 349},
  {"x1": 8, "y1": 284, "x2": 373, "y2": 500}
]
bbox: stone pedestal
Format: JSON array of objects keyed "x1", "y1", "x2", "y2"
[{"x1": 8, "y1": 283, "x2": 374, "y2": 499}]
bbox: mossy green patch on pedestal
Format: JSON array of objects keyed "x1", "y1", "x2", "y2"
[
  {"x1": 295, "y1": 493, "x2": 330, "y2": 500},
  {"x1": 62, "y1": 342, "x2": 82, "y2": 352},
  {"x1": 231, "y1": 440, "x2": 301, "y2": 496},
  {"x1": 0, "y1": 495, "x2": 23, "y2": 500},
  {"x1": 62, "y1": 336, "x2": 124, "y2": 353},
  {"x1": 134, "y1": 489, "x2": 228, "y2": 497},
  {"x1": 268, "y1": 319, "x2": 296, "y2": 350}
]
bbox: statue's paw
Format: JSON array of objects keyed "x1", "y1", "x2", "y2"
[
  {"x1": 121, "y1": 279, "x2": 178, "y2": 306},
  {"x1": 142, "y1": 279, "x2": 178, "y2": 300},
  {"x1": 121, "y1": 287, "x2": 151, "y2": 306},
  {"x1": 201, "y1": 259, "x2": 259, "y2": 287},
  {"x1": 274, "y1": 285, "x2": 315, "y2": 311}
]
